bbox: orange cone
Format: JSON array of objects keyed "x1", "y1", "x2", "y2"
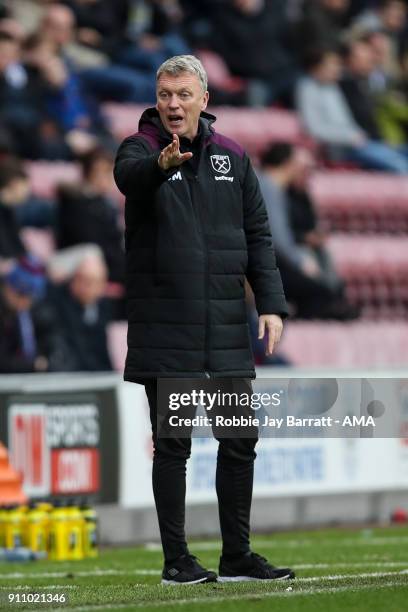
[{"x1": 0, "y1": 442, "x2": 28, "y2": 505}]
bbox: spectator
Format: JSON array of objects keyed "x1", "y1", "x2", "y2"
[
  {"x1": 49, "y1": 250, "x2": 113, "y2": 371},
  {"x1": 27, "y1": 14, "x2": 111, "y2": 149},
  {"x1": 22, "y1": 32, "x2": 100, "y2": 159},
  {"x1": 0, "y1": 255, "x2": 68, "y2": 373},
  {"x1": 209, "y1": 0, "x2": 297, "y2": 105},
  {"x1": 355, "y1": 29, "x2": 408, "y2": 145},
  {"x1": 288, "y1": 148, "x2": 346, "y2": 293},
  {"x1": 353, "y1": 0, "x2": 407, "y2": 40},
  {"x1": 296, "y1": 0, "x2": 350, "y2": 57},
  {"x1": 38, "y1": 3, "x2": 156, "y2": 104},
  {"x1": 296, "y1": 48, "x2": 408, "y2": 172},
  {"x1": 0, "y1": 31, "x2": 51, "y2": 159},
  {"x1": 56, "y1": 147, "x2": 124, "y2": 283},
  {"x1": 0, "y1": 154, "x2": 54, "y2": 241},
  {"x1": 258, "y1": 142, "x2": 358, "y2": 319},
  {"x1": 352, "y1": 1, "x2": 408, "y2": 90},
  {"x1": 350, "y1": 25, "x2": 403, "y2": 86},
  {"x1": 106, "y1": 0, "x2": 190, "y2": 73},
  {"x1": 61, "y1": 0, "x2": 129, "y2": 59},
  {"x1": 340, "y1": 39, "x2": 382, "y2": 139},
  {"x1": 0, "y1": 159, "x2": 29, "y2": 265}
]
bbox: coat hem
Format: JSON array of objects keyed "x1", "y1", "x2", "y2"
[{"x1": 124, "y1": 370, "x2": 256, "y2": 384}]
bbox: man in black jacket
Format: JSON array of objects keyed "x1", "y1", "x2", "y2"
[
  {"x1": 340, "y1": 39, "x2": 382, "y2": 140},
  {"x1": 209, "y1": 0, "x2": 297, "y2": 105},
  {"x1": 114, "y1": 55, "x2": 294, "y2": 585},
  {"x1": 0, "y1": 158, "x2": 28, "y2": 267},
  {"x1": 57, "y1": 147, "x2": 124, "y2": 283}
]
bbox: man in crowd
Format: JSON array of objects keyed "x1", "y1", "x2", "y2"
[
  {"x1": 258, "y1": 142, "x2": 357, "y2": 319},
  {"x1": 0, "y1": 158, "x2": 29, "y2": 267},
  {"x1": 340, "y1": 38, "x2": 382, "y2": 140},
  {"x1": 0, "y1": 255, "x2": 68, "y2": 373},
  {"x1": 209, "y1": 0, "x2": 296, "y2": 105},
  {"x1": 296, "y1": 0, "x2": 350, "y2": 57},
  {"x1": 296, "y1": 47, "x2": 408, "y2": 172},
  {"x1": 56, "y1": 147, "x2": 125, "y2": 283},
  {"x1": 49, "y1": 250, "x2": 113, "y2": 371},
  {"x1": 114, "y1": 55, "x2": 294, "y2": 584}
]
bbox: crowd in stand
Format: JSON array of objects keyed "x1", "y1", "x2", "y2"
[{"x1": 0, "y1": 0, "x2": 407, "y2": 372}]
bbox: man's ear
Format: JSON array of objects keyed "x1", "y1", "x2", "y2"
[{"x1": 201, "y1": 91, "x2": 209, "y2": 111}]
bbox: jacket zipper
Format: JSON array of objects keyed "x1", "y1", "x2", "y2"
[{"x1": 189, "y1": 172, "x2": 210, "y2": 378}]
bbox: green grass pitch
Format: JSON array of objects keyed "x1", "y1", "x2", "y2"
[{"x1": 0, "y1": 525, "x2": 407, "y2": 611}]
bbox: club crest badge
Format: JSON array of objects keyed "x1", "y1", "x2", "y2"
[{"x1": 210, "y1": 155, "x2": 231, "y2": 174}]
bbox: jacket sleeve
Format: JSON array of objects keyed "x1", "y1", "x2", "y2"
[
  {"x1": 114, "y1": 135, "x2": 176, "y2": 196},
  {"x1": 242, "y1": 154, "x2": 289, "y2": 317}
]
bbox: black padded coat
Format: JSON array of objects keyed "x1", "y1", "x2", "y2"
[{"x1": 114, "y1": 108, "x2": 288, "y2": 382}]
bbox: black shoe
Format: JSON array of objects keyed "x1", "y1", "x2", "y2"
[
  {"x1": 218, "y1": 552, "x2": 295, "y2": 582},
  {"x1": 162, "y1": 553, "x2": 218, "y2": 585}
]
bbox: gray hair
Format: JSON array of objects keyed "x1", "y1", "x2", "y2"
[{"x1": 157, "y1": 55, "x2": 208, "y2": 93}]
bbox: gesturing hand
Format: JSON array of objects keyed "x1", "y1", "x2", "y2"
[
  {"x1": 258, "y1": 314, "x2": 283, "y2": 356},
  {"x1": 158, "y1": 133, "x2": 193, "y2": 171}
]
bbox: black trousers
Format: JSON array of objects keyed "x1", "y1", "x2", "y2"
[{"x1": 144, "y1": 379, "x2": 258, "y2": 563}]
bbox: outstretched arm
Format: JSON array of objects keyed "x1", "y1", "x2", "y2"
[
  {"x1": 114, "y1": 133, "x2": 192, "y2": 196},
  {"x1": 158, "y1": 134, "x2": 192, "y2": 170}
]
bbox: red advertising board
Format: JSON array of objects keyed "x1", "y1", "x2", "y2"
[
  {"x1": 51, "y1": 448, "x2": 99, "y2": 494},
  {"x1": 8, "y1": 403, "x2": 101, "y2": 499}
]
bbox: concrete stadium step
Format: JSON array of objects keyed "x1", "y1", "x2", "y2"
[
  {"x1": 326, "y1": 233, "x2": 408, "y2": 316},
  {"x1": 311, "y1": 171, "x2": 408, "y2": 233},
  {"x1": 327, "y1": 234, "x2": 408, "y2": 280},
  {"x1": 279, "y1": 320, "x2": 408, "y2": 368}
]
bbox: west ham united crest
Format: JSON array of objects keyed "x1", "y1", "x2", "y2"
[{"x1": 210, "y1": 155, "x2": 231, "y2": 174}]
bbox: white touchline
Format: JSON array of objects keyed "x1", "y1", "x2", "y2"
[
  {"x1": 295, "y1": 562, "x2": 408, "y2": 569},
  {"x1": 144, "y1": 536, "x2": 408, "y2": 550},
  {"x1": 0, "y1": 569, "x2": 162, "y2": 579},
  {"x1": 1, "y1": 568, "x2": 406, "y2": 581},
  {"x1": 0, "y1": 585, "x2": 77, "y2": 589},
  {"x1": 44, "y1": 580, "x2": 406, "y2": 612},
  {"x1": 299, "y1": 570, "x2": 408, "y2": 582}
]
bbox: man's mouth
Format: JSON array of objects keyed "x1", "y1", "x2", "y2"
[{"x1": 168, "y1": 115, "x2": 184, "y2": 127}]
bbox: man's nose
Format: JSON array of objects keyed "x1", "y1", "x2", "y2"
[{"x1": 168, "y1": 94, "x2": 180, "y2": 108}]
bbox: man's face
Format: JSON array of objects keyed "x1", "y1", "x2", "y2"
[
  {"x1": 70, "y1": 260, "x2": 107, "y2": 306},
  {"x1": 233, "y1": 0, "x2": 264, "y2": 15},
  {"x1": 0, "y1": 39, "x2": 19, "y2": 73},
  {"x1": 382, "y1": 1, "x2": 406, "y2": 32},
  {"x1": 156, "y1": 71, "x2": 209, "y2": 141},
  {"x1": 322, "y1": 0, "x2": 349, "y2": 13},
  {"x1": 368, "y1": 32, "x2": 392, "y2": 66},
  {"x1": 348, "y1": 42, "x2": 375, "y2": 77},
  {"x1": 292, "y1": 149, "x2": 316, "y2": 189},
  {"x1": 87, "y1": 158, "x2": 114, "y2": 195},
  {"x1": 0, "y1": 177, "x2": 29, "y2": 207},
  {"x1": 315, "y1": 53, "x2": 342, "y2": 83},
  {"x1": 42, "y1": 6, "x2": 75, "y2": 47}
]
